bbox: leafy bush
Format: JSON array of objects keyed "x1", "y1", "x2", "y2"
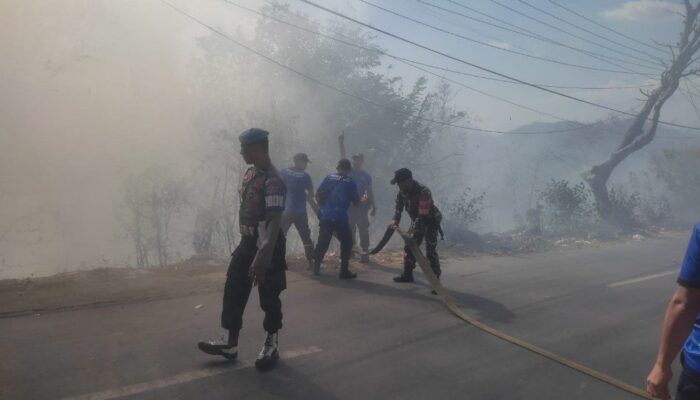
[
  {"x1": 639, "y1": 196, "x2": 673, "y2": 227},
  {"x1": 607, "y1": 185, "x2": 673, "y2": 230},
  {"x1": 651, "y1": 148, "x2": 700, "y2": 221},
  {"x1": 607, "y1": 185, "x2": 641, "y2": 230},
  {"x1": 446, "y1": 187, "x2": 486, "y2": 229},
  {"x1": 443, "y1": 187, "x2": 486, "y2": 249},
  {"x1": 540, "y1": 180, "x2": 593, "y2": 234}
]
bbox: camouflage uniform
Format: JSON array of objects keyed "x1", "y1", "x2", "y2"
[
  {"x1": 393, "y1": 182, "x2": 442, "y2": 278},
  {"x1": 221, "y1": 165, "x2": 287, "y2": 334}
]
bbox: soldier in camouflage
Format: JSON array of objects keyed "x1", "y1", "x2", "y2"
[
  {"x1": 198, "y1": 128, "x2": 287, "y2": 371},
  {"x1": 388, "y1": 168, "x2": 442, "y2": 284}
]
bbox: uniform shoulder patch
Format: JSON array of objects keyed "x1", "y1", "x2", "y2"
[
  {"x1": 264, "y1": 175, "x2": 286, "y2": 210},
  {"x1": 418, "y1": 186, "x2": 433, "y2": 216}
]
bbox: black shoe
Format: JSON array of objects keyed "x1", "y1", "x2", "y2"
[
  {"x1": 393, "y1": 274, "x2": 414, "y2": 283},
  {"x1": 360, "y1": 254, "x2": 369, "y2": 264},
  {"x1": 431, "y1": 289, "x2": 438, "y2": 295},
  {"x1": 312, "y1": 262, "x2": 321, "y2": 276},
  {"x1": 255, "y1": 332, "x2": 279, "y2": 371},
  {"x1": 198, "y1": 332, "x2": 238, "y2": 361},
  {"x1": 339, "y1": 270, "x2": 357, "y2": 279}
]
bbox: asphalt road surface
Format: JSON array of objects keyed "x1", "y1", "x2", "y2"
[{"x1": 0, "y1": 233, "x2": 690, "y2": 400}]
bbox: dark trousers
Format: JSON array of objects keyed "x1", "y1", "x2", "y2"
[
  {"x1": 282, "y1": 212, "x2": 314, "y2": 261},
  {"x1": 677, "y1": 370, "x2": 700, "y2": 399},
  {"x1": 348, "y1": 205, "x2": 370, "y2": 252},
  {"x1": 403, "y1": 223, "x2": 441, "y2": 277},
  {"x1": 314, "y1": 219, "x2": 353, "y2": 268},
  {"x1": 678, "y1": 355, "x2": 700, "y2": 399},
  {"x1": 221, "y1": 234, "x2": 287, "y2": 334}
]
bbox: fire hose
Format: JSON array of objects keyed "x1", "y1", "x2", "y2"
[{"x1": 394, "y1": 226, "x2": 654, "y2": 400}]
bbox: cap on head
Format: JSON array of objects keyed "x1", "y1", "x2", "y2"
[
  {"x1": 351, "y1": 153, "x2": 364, "y2": 162},
  {"x1": 239, "y1": 128, "x2": 269, "y2": 145},
  {"x1": 390, "y1": 168, "x2": 412, "y2": 185},
  {"x1": 293, "y1": 152, "x2": 311, "y2": 163},
  {"x1": 337, "y1": 158, "x2": 352, "y2": 172}
]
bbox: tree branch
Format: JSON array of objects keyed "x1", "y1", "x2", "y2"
[{"x1": 682, "y1": 68, "x2": 700, "y2": 77}]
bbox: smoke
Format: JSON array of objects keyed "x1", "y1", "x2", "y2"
[
  {"x1": 0, "y1": 0, "x2": 207, "y2": 278},
  {"x1": 2, "y1": 1, "x2": 698, "y2": 279}
]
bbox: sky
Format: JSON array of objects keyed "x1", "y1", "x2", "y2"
[
  {"x1": 160, "y1": 0, "x2": 697, "y2": 133},
  {"x1": 30, "y1": 0, "x2": 690, "y2": 133},
  {"x1": 286, "y1": 0, "x2": 700, "y2": 132}
]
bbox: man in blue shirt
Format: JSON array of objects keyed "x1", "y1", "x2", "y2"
[
  {"x1": 280, "y1": 153, "x2": 316, "y2": 269},
  {"x1": 339, "y1": 133, "x2": 376, "y2": 263},
  {"x1": 647, "y1": 223, "x2": 700, "y2": 399},
  {"x1": 313, "y1": 158, "x2": 361, "y2": 279}
]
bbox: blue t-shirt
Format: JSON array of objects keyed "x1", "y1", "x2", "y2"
[
  {"x1": 317, "y1": 173, "x2": 359, "y2": 222},
  {"x1": 280, "y1": 167, "x2": 313, "y2": 214},
  {"x1": 350, "y1": 169, "x2": 372, "y2": 198},
  {"x1": 678, "y1": 223, "x2": 700, "y2": 373}
]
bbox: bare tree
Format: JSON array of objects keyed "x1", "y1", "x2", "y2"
[
  {"x1": 122, "y1": 181, "x2": 151, "y2": 268},
  {"x1": 121, "y1": 167, "x2": 188, "y2": 267},
  {"x1": 584, "y1": 1, "x2": 700, "y2": 221}
]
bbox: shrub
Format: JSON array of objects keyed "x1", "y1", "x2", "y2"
[
  {"x1": 540, "y1": 180, "x2": 593, "y2": 234},
  {"x1": 446, "y1": 187, "x2": 486, "y2": 229}
]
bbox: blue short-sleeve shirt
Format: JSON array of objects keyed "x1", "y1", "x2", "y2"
[
  {"x1": 280, "y1": 167, "x2": 313, "y2": 215},
  {"x1": 678, "y1": 223, "x2": 700, "y2": 373},
  {"x1": 350, "y1": 169, "x2": 372, "y2": 198},
  {"x1": 317, "y1": 173, "x2": 359, "y2": 222}
]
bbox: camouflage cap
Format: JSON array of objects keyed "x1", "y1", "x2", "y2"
[{"x1": 390, "y1": 168, "x2": 412, "y2": 184}]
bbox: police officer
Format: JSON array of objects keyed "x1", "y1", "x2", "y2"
[
  {"x1": 280, "y1": 153, "x2": 316, "y2": 269},
  {"x1": 313, "y1": 158, "x2": 361, "y2": 279},
  {"x1": 198, "y1": 128, "x2": 287, "y2": 371},
  {"x1": 388, "y1": 168, "x2": 442, "y2": 283}
]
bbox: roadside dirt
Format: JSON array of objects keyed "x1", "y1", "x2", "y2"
[
  {"x1": 1, "y1": 229, "x2": 683, "y2": 318},
  {"x1": 0, "y1": 251, "x2": 407, "y2": 318}
]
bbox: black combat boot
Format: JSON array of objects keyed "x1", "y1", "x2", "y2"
[
  {"x1": 197, "y1": 331, "x2": 238, "y2": 361},
  {"x1": 393, "y1": 269, "x2": 414, "y2": 283},
  {"x1": 255, "y1": 332, "x2": 279, "y2": 370},
  {"x1": 339, "y1": 261, "x2": 357, "y2": 279}
]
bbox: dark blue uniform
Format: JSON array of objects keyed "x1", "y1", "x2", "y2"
[{"x1": 221, "y1": 165, "x2": 287, "y2": 333}]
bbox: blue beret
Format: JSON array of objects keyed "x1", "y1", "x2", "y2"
[{"x1": 239, "y1": 128, "x2": 269, "y2": 145}]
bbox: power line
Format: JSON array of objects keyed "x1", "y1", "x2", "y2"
[
  {"x1": 245, "y1": 1, "x2": 654, "y2": 92},
  {"x1": 165, "y1": 0, "x2": 648, "y2": 138},
  {"x1": 237, "y1": 0, "x2": 651, "y2": 135},
  {"x1": 422, "y1": 0, "x2": 665, "y2": 73},
  {"x1": 682, "y1": 80, "x2": 700, "y2": 121},
  {"x1": 401, "y1": 58, "x2": 656, "y2": 90},
  {"x1": 546, "y1": 0, "x2": 669, "y2": 54},
  {"x1": 486, "y1": 0, "x2": 666, "y2": 70},
  {"x1": 226, "y1": 0, "x2": 565, "y2": 122},
  {"x1": 358, "y1": 0, "x2": 660, "y2": 76},
  {"x1": 160, "y1": 0, "x2": 505, "y2": 135},
  {"x1": 296, "y1": 0, "x2": 700, "y2": 131},
  {"x1": 414, "y1": 2, "x2": 535, "y2": 55},
  {"x1": 515, "y1": 0, "x2": 666, "y2": 65}
]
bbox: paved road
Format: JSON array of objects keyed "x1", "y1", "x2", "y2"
[{"x1": 0, "y1": 233, "x2": 690, "y2": 400}]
